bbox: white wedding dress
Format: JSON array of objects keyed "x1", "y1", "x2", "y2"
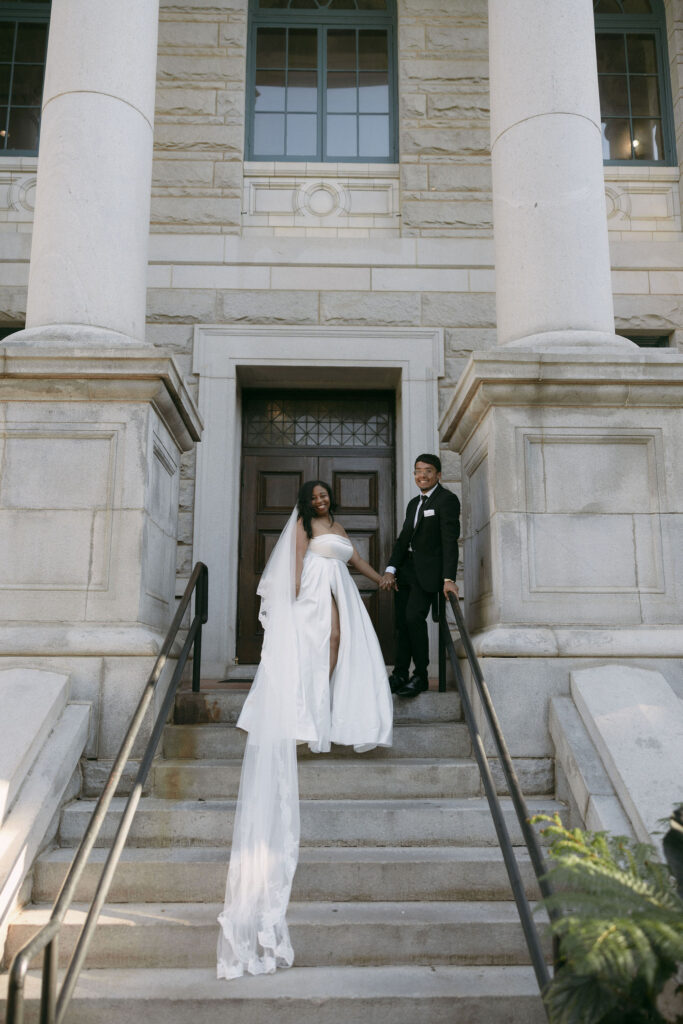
[{"x1": 217, "y1": 513, "x2": 392, "y2": 980}]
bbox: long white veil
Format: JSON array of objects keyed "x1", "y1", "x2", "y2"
[{"x1": 217, "y1": 508, "x2": 301, "y2": 979}]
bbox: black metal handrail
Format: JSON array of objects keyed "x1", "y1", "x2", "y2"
[
  {"x1": 438, "y1": 592, "x2": 556, "y2": 1014},
  {"x1": 6, "y1": 562, "x2": 209, "y2": 1024}
]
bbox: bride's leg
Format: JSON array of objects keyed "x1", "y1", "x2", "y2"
[{"x1": 329, "y1": 595, "x2": 340, "y2": 676}]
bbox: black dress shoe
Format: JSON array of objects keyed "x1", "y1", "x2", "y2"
[
  {"x1": 397, "y1": 673, "x2": 429, "y2": 699},
  {"x1": 388, "y1": 670, "x2": 408, "y2": 694}
]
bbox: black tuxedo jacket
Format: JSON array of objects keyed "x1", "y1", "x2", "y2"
[{"x1": 389, "y1": 483, "x2": 460, "y2": 594}]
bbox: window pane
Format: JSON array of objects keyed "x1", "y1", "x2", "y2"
[
  {"x1": 290, "y1": 0, "x2": 317, "y2": 7},
  {"x1": 10, "y1": 63, "x2": 43, "y2": 105},
  {"x1": 627, "y1": 34, "x2": 657, "y2": 74},
  {"x1": 0, "y1": 25, "x2": 16, "y2": 62},
  {"x1": 256, "y1": 28, "x2": 286, "y2": 68},
  {"x1": 253, "y1": 112, "x2": 285, "y2": 154},
  {"x1": 327, "y1": 30, "x2": 356, "y2": 70},
  {"x1": 326, "y1": 113, "x2": 357, "y2": 156},
  {"x1": 623, "y1": 0, "x2": 653, "y2": 11},
  {"x1": 327, "y1": 70, "x2": 356, "y2": 112},
  {"x1": 359, "y1": 71, "x2": 388, "y2": 112},
  {"x1": 359, "y1": 30, "x2": 388, "y2": 71},
  {"x1": 629, "y1": 75, "x2": 661, "y2": 116},
  {"x1": 7, "y1": 105, "x2": 39, "y2": 150},
  {"x1": 359, "y1": 113, "x2": 389, "y2": 157},
  {"x1": 258, "y1": 0, "x2": 289, "y2": 7},
  {"x1": 602, "y1": 118, "x2": 631, "y2": 159},
  {"x1": 0, "y1": 106, "x2": 7, "y2": 148},
  {"x1": 286, "y1": 112, "x2": 316, "y2": 154},
  {"x1": 14, "y1": 23, "x2": 46, "y2": 62},
  {"x1": 598, "y1": 75, "x2": 629, "y2": 116},
  {"x1": 329, "y1": 0, "x2": 356, "y2": 8},
  {"x1": 632, "y1": 118, "x2": 662, "y2": 159},
  {"x1": 288, "y1": 69, "x2": 317, "y2": 111},
  {"x1": 288, "y1": 29, "x2": 317, "y2": 69},
  {"x1": 358, "y1": 0, "x2": 388, "y2": 8},
  {"x1": 0, "y1": 65, "x2": 10, "y2": 105},
  {"x1": 596, "y1": 35, "x2": 626, "y2": 74},
  {"x1": 255, "y1": 69, "x2": 285, "y2": 111},
  {"x1": 594, "y1": 0, "x2": 623, "y2": 11}
]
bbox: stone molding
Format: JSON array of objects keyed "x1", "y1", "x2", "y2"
[
  {"x1": 243, "y1": 162, "x2": 400, "y2": 236},
  {"x1": 0, "y1": 339, "x2": 203, "y2": 450},
  {"x1": 605, "y1": 166, "x2": 681, "y2": 234},
  {"x1": 441, "y1": 349, "x2": 683, "y2": 452}
]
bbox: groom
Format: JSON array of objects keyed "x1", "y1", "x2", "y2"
[{"x1": 380, "y1": 454, "x2": 460, "y2": 698}]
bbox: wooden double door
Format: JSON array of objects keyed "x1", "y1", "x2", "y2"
[{"x1": 237, "y1": 391, "x2": 396, "y2": 665}]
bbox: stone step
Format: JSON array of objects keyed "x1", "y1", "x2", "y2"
[
  {"x1": 174, "y1": 690, "x2": 462, "y2": 725},
  {"x1": 32, "y1": 846, "x2": 542, "y2": 905},
  {"x1": 0, "y1": 965, "x2": 547, "y2": 1023},
  {"x1": 163, "y1": 722, "x2": 472, "y2": 760},
  {"x1": 5, "y1": 901, "x2": 550, "y2": 970},
  {"x1": 151, "y1": 757, "x2": 481, "y2": 800},
  {"x1": 59, "y1": 797, "x2": 562, "y2": 849}
]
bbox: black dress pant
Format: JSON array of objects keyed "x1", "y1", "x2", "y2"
[{"x1": 394, "y1": 555, "x2": 434, "y2": 680}]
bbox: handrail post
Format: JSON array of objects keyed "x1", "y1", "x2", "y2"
[
  {"x1": 192, "y1": 565, "x2": 208, "y2": 693},
  {"x1": 438, "y1": 592, "x2": 446, "y2": 692},
  {"x1": 40, "y1": 939, "x2": 57, "y2": 1024}
]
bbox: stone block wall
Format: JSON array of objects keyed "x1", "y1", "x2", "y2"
[
  {"x1": 152, "y1": 0, "x2": 248, "y2": 234},
  {"x1": 398, "y1": 0, "x2": 492, "y2": 237}
]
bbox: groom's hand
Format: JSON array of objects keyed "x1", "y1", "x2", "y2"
[
  {"x1": 443, "y1": 579, "x2": 459, "y2": 599},
  {"x1": 379, "y1": 572, "x2": 397, "y2": 591}
]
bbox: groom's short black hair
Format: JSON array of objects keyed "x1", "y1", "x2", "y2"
[{"x1": 415, "y1": 453, "x2": 441, "y2": 473}]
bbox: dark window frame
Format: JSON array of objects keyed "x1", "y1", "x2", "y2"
[
  {"x1": 594, "y1": 0, "x2": 676, "y2": 165},
  {"x1": 246, "y1": 0, "x2": 398, "y2": 163},
  {"x1": 0, "y1": 2, "x2": 51, "y2": 157}
]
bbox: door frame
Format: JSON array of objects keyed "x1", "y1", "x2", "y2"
[{"x1": 192, "y1": 325, "x2": 443, "y2": 679}]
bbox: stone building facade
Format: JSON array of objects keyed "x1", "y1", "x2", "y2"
[{"x1": 0, "y1": 0, "x2": 682, "y2": 930}]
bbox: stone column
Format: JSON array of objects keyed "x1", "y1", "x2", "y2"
[
  {"x1": 0, "y1": 1, "x2": 205, "y2": 773},
  {"x1": 24, "y1": 0, "x2": 160, "y2": 345},
  {"x1": 488, "y1": 0, "x2": 632, "y2": 351}
]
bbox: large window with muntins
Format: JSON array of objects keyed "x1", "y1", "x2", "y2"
[
  {"x1": 247, "y1": 0, "x2": 397, "y2": 162},
  {"x1": 594, "y1": 0, "x2": 675, "y2": 164},
  {"x1": 0, "y1": 2, "x2": 50, "y2": 155}
]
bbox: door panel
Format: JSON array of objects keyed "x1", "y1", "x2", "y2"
[
  {"x1": 238, "y1": 455, "x2": 317, "y2": 663},
  {"x1": 319, "y1": 455, "x2": 394, "y2": 661}
]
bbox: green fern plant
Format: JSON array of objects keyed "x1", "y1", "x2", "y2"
[{"x1": 532, "y1": 813, "x2": 683, "y2": 1024}]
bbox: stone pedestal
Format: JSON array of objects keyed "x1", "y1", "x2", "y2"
[
  {"x1": 441, "y1": 350, "x2": 683, "y2": 757},
  {"x1": 0, "y1": 343, "x2": 201, "y2": 760}
]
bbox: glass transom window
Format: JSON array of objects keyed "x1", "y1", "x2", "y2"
[
  {"x1": 594, "y1": 0, "x2": 676, "y2": 164},
  {"x1": 248, "y1": 0, "x2": 396, "y2": 161},
  {"x1": 0, "y1": 2, "x2": 50, "y2": 156}
]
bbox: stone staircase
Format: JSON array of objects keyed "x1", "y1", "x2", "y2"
[{"x1": 2, "y1": 686, "x2": 561, "y2": 1022}]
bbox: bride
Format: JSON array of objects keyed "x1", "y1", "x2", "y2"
[{"x1": 217, "y1": 480, "x2": 393, "y2": 980}]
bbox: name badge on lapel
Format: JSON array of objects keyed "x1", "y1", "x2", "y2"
[{"x1": 423, "y1": 509, "x2": 435, "y2": 517}]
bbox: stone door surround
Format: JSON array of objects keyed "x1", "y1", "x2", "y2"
[{"x1": 192, "y1": 325, "x2": 443, "y2": 679}]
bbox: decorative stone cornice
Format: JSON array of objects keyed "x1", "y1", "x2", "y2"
[
  {"x1": 0, "y1": 337, "x2": 202, "y2": 450},
  {"x1": 441, "y1": 349, "x2": 683, "y2": 452}
]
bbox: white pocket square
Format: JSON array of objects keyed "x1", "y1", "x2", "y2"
[{"x1": 423, "y1": 508, "x2": 435, "y2": 517}]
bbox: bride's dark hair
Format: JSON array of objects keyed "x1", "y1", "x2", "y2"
[{"x1": 297, "y1": 480, "x2": 337, "y2": 539}]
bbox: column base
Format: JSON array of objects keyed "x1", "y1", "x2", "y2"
[
  {"x1": 2, "y1": 324, "x2": 152, "y2": 349},
  {"x1": 501, "y1": 329, "x2": 637, "y2": 352}
]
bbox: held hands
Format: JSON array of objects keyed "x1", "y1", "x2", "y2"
[{"x1": 379, "y1": 572, "x2": 398, "y2": 592}]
